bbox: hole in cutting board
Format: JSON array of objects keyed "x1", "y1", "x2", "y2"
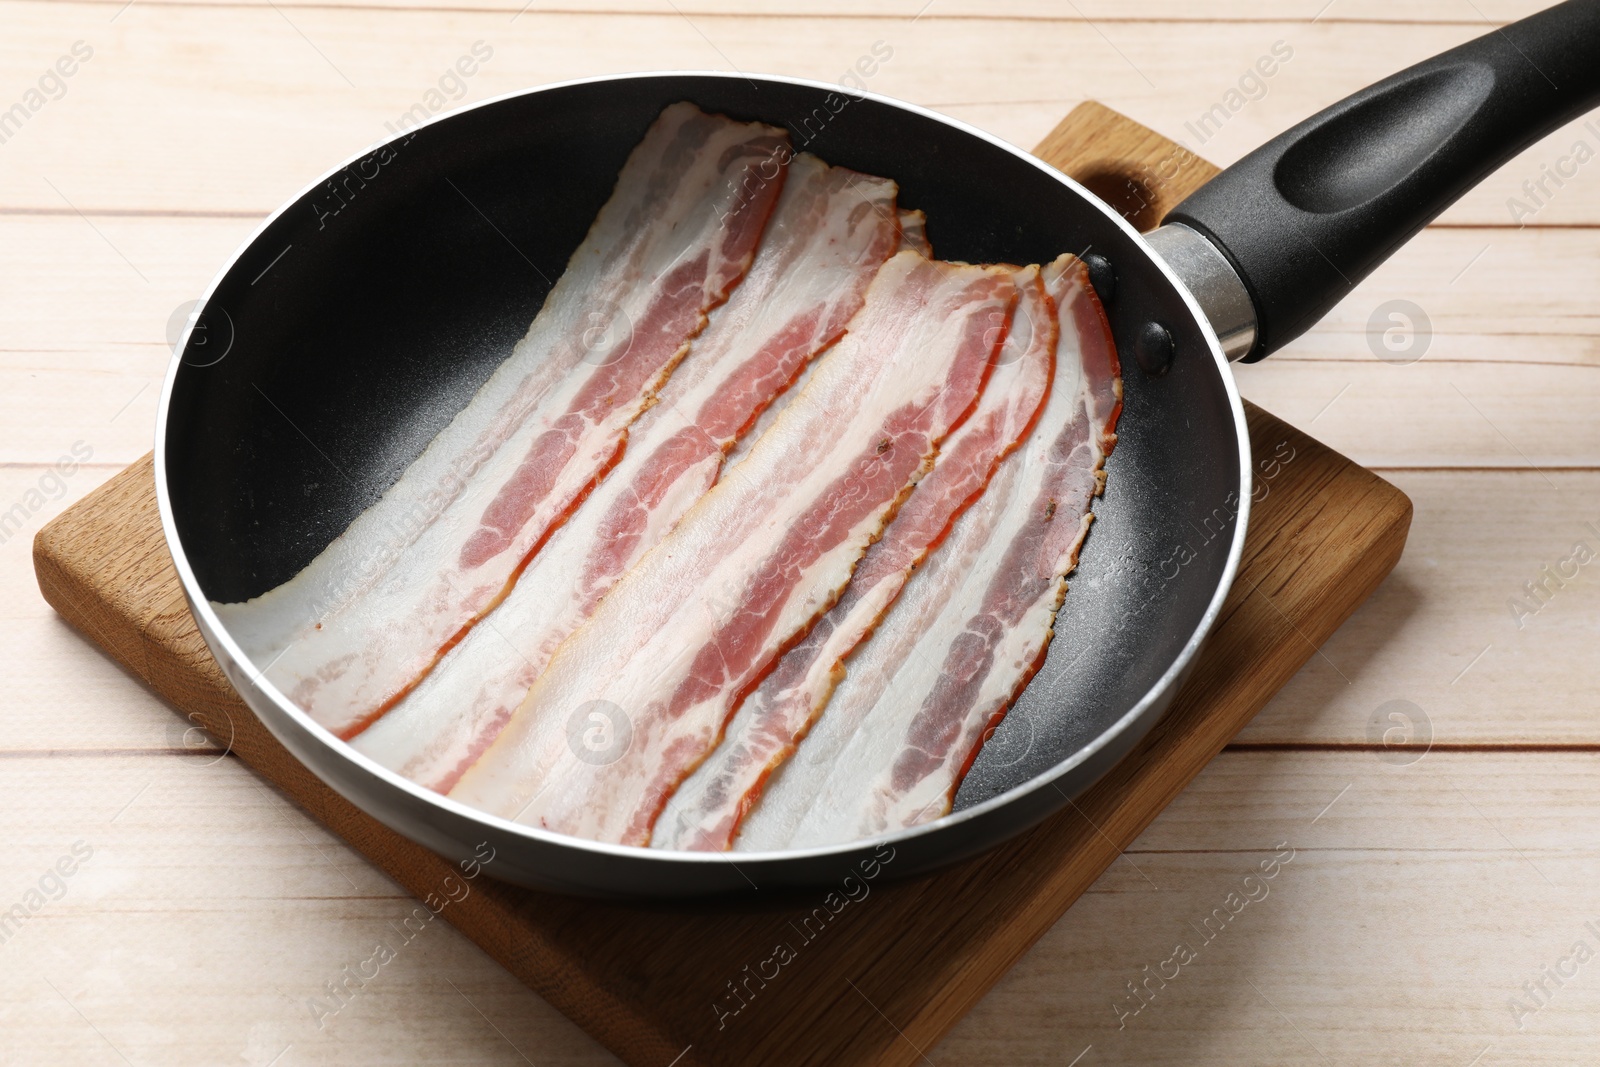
[{"x1": 1073, "y1": 166, "x2": 1164, "y2": 231}]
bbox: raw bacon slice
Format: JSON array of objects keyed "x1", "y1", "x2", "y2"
[
  {"x1": 653, "y1": 266, "x2": 1055, "y2": 852},
  {"x1": 448, "y1": 252, "x2": 1018, "y2": 844},
  {"x1": 347, "y1": 154, "x2": 900, "y2": 791},
  {"x1": 735, "y1": 253, "x2": 1120, "y2": 851},
  {"x1": 214, "y1": 104, "x2": 790, "y2": 738}
]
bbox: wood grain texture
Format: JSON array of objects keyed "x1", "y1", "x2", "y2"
[
  {"x1": 7, "y1": 219, "x2": 1599, "y2": 474},
  {"x1": 28, "y1": 103, "x2": 1412, "y2": 1066},
  {"x1": 1236, "y1": 468, "x2": 1600, "y2": 747},
  {"x1": 5, "y1": 1, "x2": 1597, "y2": 1062},
  {"x1": 6, "y1": 465, "x2": 1589, "y2": 757},
  {"x1": 5, "y1": 4, "x2": 1600, "y2": 225},
  {"x1": 28, "y1": 0, "x2": 1560, "y2": 17},
  {"x1": 8, "y1": 748, "x2": 1599, "y2": 1066}
]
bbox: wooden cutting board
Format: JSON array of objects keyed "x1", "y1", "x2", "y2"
[{"x1": 32, "y1": 102, "x2": 1412, "y2": 1067}]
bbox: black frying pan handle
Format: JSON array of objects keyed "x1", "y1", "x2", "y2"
[{"x1": 1165, "y1": 0, "x2": 1600, "y2": 362}]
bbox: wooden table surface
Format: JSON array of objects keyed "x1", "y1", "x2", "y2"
[{"x1": 2, "y1": 2, "x2": 1596, "y2": 1064}]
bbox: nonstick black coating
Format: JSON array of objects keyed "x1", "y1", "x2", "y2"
[{"x1": 161, "y1": 74, "x2": 1246, "y2": 897}]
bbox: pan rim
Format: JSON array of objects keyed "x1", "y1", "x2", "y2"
[{"x1": 154, "y1": 69, "x2": 1252, "y2": 873}]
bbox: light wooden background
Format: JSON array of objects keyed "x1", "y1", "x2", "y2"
[{"x1": 2, "y1": 1, "x2": 1597, "y2": 1064}]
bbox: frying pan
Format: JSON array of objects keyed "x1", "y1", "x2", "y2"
[{"x1": 157, "y1": 1, "x2": 1600, "y2": 898}]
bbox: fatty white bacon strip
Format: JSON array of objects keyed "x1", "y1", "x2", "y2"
[
  {"x1": 449, "y1": 251, "x2": 1018, "y2": 844},
  {"x1": 717, "y1": 206, "x2": 932, "y2": 475},
  {"x1": 897, "y1": 209, "x2": 931, "y2": 255},
  {"x1": 654, "y1": 266, "x2": 1055, "y2": 851},
  {"x1": 720, "y1": 202, "x2": 924, "y2": 483},
  {"x1": 348, "y1": 155, "x2": 901, "y2": 791},
  {"x1": 214, "y1": 103, "x2": 790, "y2": 739},
  {"x1": 736, "y1": 253, "x2": 1120, "y2": 851}
]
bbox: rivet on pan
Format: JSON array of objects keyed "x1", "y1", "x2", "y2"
[
  {"x1": 1082, "y1": 253, "x2": 1116, "y2": 305},
  {"x1": 1134, "y1": 321, "x2": 1174, "y2": 378}
]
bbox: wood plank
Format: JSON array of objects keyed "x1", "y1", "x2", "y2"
[
  {"x1": 0, "y1": 752, "x2": 618, "y2": 1067},
  {"x1": 3, "y1": 210, "x2": 1598, "y2": 468},
  {"x1": 1134, "y1": 748, "x2": 1600, "y2": 853},
  {"x1": 1237, "y1": 468, "x2": 1600, "y2": 747},
  {"x1": 0, "y1": 213, "x2": 254, "y2": 466},
  {"x1": 6, "y1": 337, "x2": 1593, "y2": 470},
  {"x1": 4, "y1": 215, "x2": 1594, "y2": 372},
  {"x1": 3, "y1": 4, "x2": 1599, "y2": 224},
  {"x1": 8, "y1": 462, "x2": 1595, "y2": 756},
  {"x1": 34, "y1": 0, "x2": 1559, "y2": 20},
  {"x1": 948, "y1": 747, "x2": 1600, "y2": 1066},
  {"x1": 1275, "y1": 226, "x2": 1600, "y2": 365},
  {"x1": 0, "y1": 466, "x2": 190, "y2": 757},
  {"x1": 1233, "y1": 360, "x2": 1600, "y2": 469},
  {"x1": 6, "y1": 749, "x2": 1598, "y2": 1065}
]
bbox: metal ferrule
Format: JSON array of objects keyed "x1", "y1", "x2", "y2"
[{"x1": 1144, "y1": 223, "x2": 1259, "y2": 362}]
